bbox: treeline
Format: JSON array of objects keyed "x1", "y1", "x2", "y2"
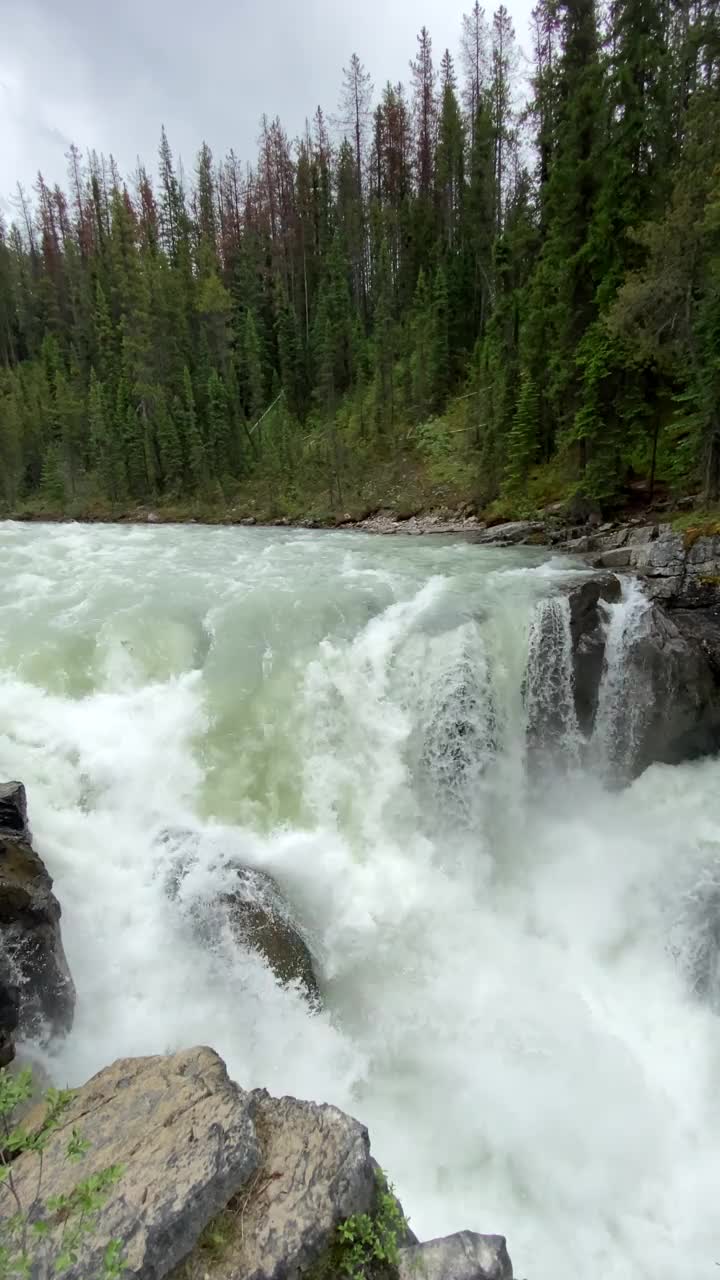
[{"x1": 0, "y1": 0, "x2": 719, "y2": 515}]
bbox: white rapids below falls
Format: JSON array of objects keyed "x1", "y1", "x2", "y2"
[{"x1": 2, "y1": 520, "x2": 720, "y2": 1279}]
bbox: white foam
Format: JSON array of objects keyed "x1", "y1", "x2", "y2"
[{"x1": 1, "y1": 521, "x2": 719, "y2": 1279}]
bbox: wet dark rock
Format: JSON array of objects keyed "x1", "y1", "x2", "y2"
[
  {"x1": 617, "y1": 604, "x2": 720, "y2": 773},
  {"x1": 564, "y1": 583, "x2": 720, "y2": 775},
  {"x1": 0, "y1": 782, "x2": 75, "y2": 1062},
  {"x1": 0, "y1": 979, "x2": 19, "y2": 1067},
  {"x1": 0, "y1": 782, "x2": 28, "y2": 834},
  {"x1": 161, "y1": 830, "x2": 321, "y2": 1006},
  {"x1": 566, "y1": 575, "x2": 622, "y2": 736}
]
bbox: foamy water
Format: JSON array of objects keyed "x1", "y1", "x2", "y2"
[{"x1": 1, "y1": 520, "x2": 720, "y2": 1278}]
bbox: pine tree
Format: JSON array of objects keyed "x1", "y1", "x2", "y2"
[
  {"x1": 207, "y1": 369, "x2": 231, "y2": 479},
  {"x1": 178, "y1": 366, "x2": 205, "y2": 491},
  {"x1": 429, "y1": 265, "x2": 450, "y2": 411},
  {"x1": 0, "y1": 382, "x2": 23, "y2": 505},
  {"x1": 154, "y1": 388, "x2": 183, "y2": 493},
  {"x1": 409, "y1": 269, "x2": 433, "y2": 422},
  {"x1": 241, "y1": 310, "x2": 266, "y2": 424},
  {"x1": 88, "y1": 367, "x2": 124, "y2": 501}
]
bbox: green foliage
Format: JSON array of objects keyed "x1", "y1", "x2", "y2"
[
  {"x1": 0, "y1": 1068, "x2": 125, "y2": 1280},
  {"x1": 306, "y1": 1170, "x2": 408, "y2": 1280},
  {"x1": 0, "y1": 6, "x2": 718, "y2": 518}
]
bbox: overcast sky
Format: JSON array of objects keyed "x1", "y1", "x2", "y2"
[{"x1": 0, "y1": 0, "x2": 534, "y2": 218}]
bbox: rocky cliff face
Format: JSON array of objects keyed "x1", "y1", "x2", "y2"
[
  {"x1": 562, "y1": 522, "x2": 720, "y2": 609},
  {"x1": 557, "y1": 523, "x2": 720, "y2": 776},
  {"x1": 5, "y1": 1045, "x2": 512, "y2": 1280},
  {"x1": 0, "y1": 782, "x2": 75, "y2": 1065}
]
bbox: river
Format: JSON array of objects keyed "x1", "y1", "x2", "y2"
[{"x1": 1, "y1": 520, "x2": 720, "y2": 1278}]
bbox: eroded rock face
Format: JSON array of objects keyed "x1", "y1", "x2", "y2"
[
  {"x1": 397, "y1": 1231, "x2": 513, "y2": 1280},
  {"x1": 9, "y1": 1047, "x2": 261, "y2": 1280},
  {"x1": 0, "y1": 781, "x2": 75, "y2": 1061},
  {"x1": 563, "y1": 583, "x2": 720, "y2": 775},
  {"x1": 580, "y1": 524, "x2": 720, "y2": 608},
  {"x1": 566, "y1": 575, "x2": 622, "y2": 735},
  {"x1": 161, "y1": 830, "x2": 321, "y2": 1006},
  {"x1": 228, "y1": 1091, "x2": 377, "y2": 1280},
  {"x1": 0, "y1": 979, "x2": 19, "y2": 1067},
  {"x1": 614, "y1": 603, "x2": 720, "y2": 773}
]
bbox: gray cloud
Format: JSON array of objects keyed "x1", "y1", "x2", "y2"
[{"x1": 1, "y1": 0, "x2": 533, "y2": 208}]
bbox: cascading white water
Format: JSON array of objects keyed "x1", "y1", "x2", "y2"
[
  {"x1": 2, "y1": 521, "x2": 720, "y2": 1280},
  {"x1": 525, "y1": 595, "x2": 582, "y2": 770},
  {"x1": 592, "y1": 578, "x2": 652, "y2": 780}
]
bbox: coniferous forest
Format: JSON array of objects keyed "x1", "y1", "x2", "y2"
[{"x1": 0, "y1": 0, "x2": 719, "y2": 521}]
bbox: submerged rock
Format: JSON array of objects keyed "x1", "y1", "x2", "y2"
[
  {"x1": 0, "y1": 781, "x2": 75, "y2": 1062},
  {"x1": 161, "y1": 830, "x2": 321, "y2": 1005},
  {"x1": 397, "y1": 1231, "x2": 513, "y2": 1280}
]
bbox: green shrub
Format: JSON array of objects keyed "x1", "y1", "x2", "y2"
[
  {"x1": 0, "y1": 1067, "x2": 125, "y2": 1280},
  {"x1": 306, "y1": 1169, "x2": 408, "y2": 1280}
]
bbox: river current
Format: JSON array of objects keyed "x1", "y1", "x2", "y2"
[{"x1": 1, "y1": 520, "x2": 720, "y2": 1278}]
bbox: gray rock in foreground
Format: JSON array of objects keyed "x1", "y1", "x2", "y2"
[
  {"x1": 0, "y1": 780, "x2": 75, "y2": 1061},
  {"x1": 398, "y1": 1231, "x2": 513, "y2": 1280},
  {"x1": 9, "y1": 1047, "x2": 261, "y2": 1280},
  {"x1": 5, "y1": 1042, "x2": 513, "y2": 1280},
  {"x1": 205, "y1": 1089, "x2": 377, "y2": 1280}
]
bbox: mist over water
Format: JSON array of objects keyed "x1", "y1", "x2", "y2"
[{"x1": 2, "y1": 520, "x2": 720, "y2": 1279}]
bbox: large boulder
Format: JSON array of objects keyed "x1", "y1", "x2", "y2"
[
  {"x1": 471, "y1": 520, "x2": 545, "y2": 546},
  {"x1": 397, "y1": 1232, "x2": 513, "y2": 1280},
  {"x1": 0, "y1": 781, "x2": 75, "y2": 1061},
  {"x1": 8, "y1": 1047, "x2": 261, "y2": 1280},
  {"x1": 161, "y1": 830, "x2": 321, "y2": 1006},
  {"x1": 186, "y1": 1090, "x2": 378, "y2": 1280}
]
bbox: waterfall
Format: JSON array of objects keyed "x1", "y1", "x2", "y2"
[
  {"x1": 2, "y1": 520, "x2": 720, "y2": 1280},
  {"x1": 414, "y1": 621, "x2": 497, "y2": 833},
  {"x1": 592, "y1": 579, "x2": 651, "y2": 781},
  {"x1": 525, "y1": 595, "x2": 582, "y2": 770}
]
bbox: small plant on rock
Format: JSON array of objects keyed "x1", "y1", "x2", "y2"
[
  {"x1": 0, "y1": 1066, "x2": 125, "y2": 1280},
  {"x1": 307, "y1": 1169, "x2": 408, "y2": 1280}
]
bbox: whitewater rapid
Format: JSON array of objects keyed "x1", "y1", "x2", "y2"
[{"x1": 2, "y1": 521, "x2": 720, "y2": 1278}]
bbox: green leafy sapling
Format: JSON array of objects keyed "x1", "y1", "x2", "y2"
[{"x1": 0, "y1": 1067, "x2": 125, "y2": 1280}]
